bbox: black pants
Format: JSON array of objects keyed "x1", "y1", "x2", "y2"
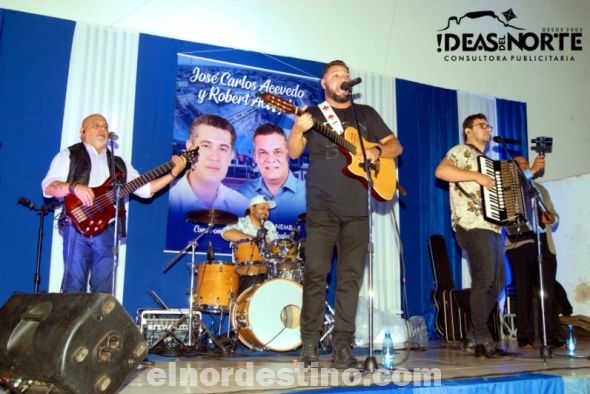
[
  {"x1": 455, "y1": 227, "x2": 505, "y2": 344},
  {"x1": 506, "y1": 234, "x2": 559, "y2": 342},
  {"x1": 300, "y1": 210, "x2": 368, "y2": 349}
]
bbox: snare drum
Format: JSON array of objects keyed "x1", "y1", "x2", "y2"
[
  {"x1": 232, "y1": 279, "x2": 302, "y2": 351},
  {"x1": 266, "y1": 259, "x2": 304, "y2": 282},
  {"x1": 194, "y1": 262, "x2": 239, "y2": 313},
  {"x1": 233, "y1": 239, "x2": 267, "y2": 276}
]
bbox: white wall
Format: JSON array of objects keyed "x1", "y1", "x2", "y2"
[
  {"x1": 544, "y1": 172, "x2": 590, "y2": 316},
  {"x1": 1, "y1": 0, "x2": 588, "y2": 181}
]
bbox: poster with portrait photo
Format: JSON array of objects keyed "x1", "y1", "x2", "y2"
[{"x1": 165, "y1": 54, "x2": 323, "y2": 255}]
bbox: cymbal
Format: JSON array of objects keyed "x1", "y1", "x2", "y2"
[
  {"x1": 186, "y1": 209, "x2": 238, "y2": 225},
  {"x1": 297, "y1": 213, "x2": 306, "y2": 222}
]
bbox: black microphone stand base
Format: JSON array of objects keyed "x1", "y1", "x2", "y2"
[
  {"x1": 193, "y1": 313, "x2": 230, "y2": 355},
  {"x1": 362, "y1": 356, "x2": 379, "y2": 373},
  {"x1": 540, "y1": 345, "x2": 551, "y2": 361}
]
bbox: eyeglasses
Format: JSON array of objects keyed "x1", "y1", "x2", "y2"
[{"x1": 471, "y1": 123, "x2": 493, "y2": 131}]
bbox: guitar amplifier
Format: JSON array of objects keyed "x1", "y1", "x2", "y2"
[{"x1": 137, "y1": 308, "x2": 200, "y2": 354}]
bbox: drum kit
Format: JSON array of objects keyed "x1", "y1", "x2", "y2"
[{"x1": 161, "y1": 209, "x2": 314, "y2": 354}]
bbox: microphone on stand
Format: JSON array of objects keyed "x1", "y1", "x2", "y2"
[
  {"x1": 340, "y1": 77, "x2": 362, "y2": 91},
  {"x1": 17, "y1": 196, "x2": 36, "y2": 210},
  {"x1": 206, "y1": 240, "x2": 215, "y2": 262},
  {"x1": 108, "y1": 131, "x2": 119, "y2": 140},
  {"x1": 256, "y1": 218, "x2": 269, "y2": 243},
  {"x1": 492, "y1": 136, "x2": 521, "y2": 145}
]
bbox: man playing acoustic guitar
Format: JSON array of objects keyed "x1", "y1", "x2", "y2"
[
  {"x1": 42, "y1": 113, "x2": 187, "y2": 293},
  {"x1": 288, "y1": 60, "x2": 403, "y2": 368}
]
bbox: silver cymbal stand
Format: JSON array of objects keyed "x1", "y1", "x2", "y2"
[{"x1": 162, "y1": 223, "x2": 213, "y2": 347}]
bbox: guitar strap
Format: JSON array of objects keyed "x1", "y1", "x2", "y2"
[{"x1": 317, "y1": 101, "x2": 344, "y2": 135}]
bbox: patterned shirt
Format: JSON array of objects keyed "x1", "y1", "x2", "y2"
[
  {"x1": 221, "y1": 216, "x2": 279, "y2": 242},
  {"x1": 444, "y1": 144, "x2": 501, "y2": 233}
]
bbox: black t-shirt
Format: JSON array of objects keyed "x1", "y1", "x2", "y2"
[{"x1": 305, "y1": 103, "x2": 393, "y2": 216}]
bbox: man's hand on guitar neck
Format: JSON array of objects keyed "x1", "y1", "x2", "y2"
[{"x1": 288, "y1": 110, "x2": 313, "y2": 159}]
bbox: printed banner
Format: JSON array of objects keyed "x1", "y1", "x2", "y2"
[{"x1": 165, "y1": 55, "x2": 323, "y2": 255}]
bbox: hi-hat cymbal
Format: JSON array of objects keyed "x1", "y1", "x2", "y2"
[{"x1": 186, "y1": 209, "x2": 238, "y2": 225}]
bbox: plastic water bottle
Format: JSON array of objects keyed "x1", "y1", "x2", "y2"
[
  {"x1": 566, "y1": 324, "x2": 577, "y2": 356},
  {"x1": 382, "y1": 331, "x2": 395, "y2": 372}
]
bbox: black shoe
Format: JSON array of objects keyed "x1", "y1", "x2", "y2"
[
  {"x1": 331, "y1": 346, "x2": 360, "y2": 369},
  {"x1": 463, "y1": 338, "x2": 476, "y2": 353},
  {"x1": 299, "y1": 343, "x2": 319, "y2": 367},
  {"x1": 475, "y1": 342, "x2": 509, "y2": 358},
  {"x1": 474, "y1": 344, "x2": 493, "y2": 359}
]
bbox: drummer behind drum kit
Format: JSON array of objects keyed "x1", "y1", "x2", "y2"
[{"x1": 156, "y1": 209, "x2": 325, "y2": 355}]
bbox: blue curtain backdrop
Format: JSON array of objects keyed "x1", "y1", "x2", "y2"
[
  {"x1": 396, "y1": 79, "x2": 461, "y2": 327},
  {"x1": 0, "y1": 10, "x2": 74, "y2": 303},
  {"x1": 496, "y1": 99, "x2": 528, "y2": 159}
]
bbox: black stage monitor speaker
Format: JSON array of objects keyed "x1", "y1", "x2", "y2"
[{"x1": 0, "y1": 293, "x2": 148, "y2": 393}]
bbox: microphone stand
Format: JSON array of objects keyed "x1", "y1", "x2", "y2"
[
  {"x1": 499, "y1": 145, "x2": 551, "y2": 361},
  {"x1": 345, "y1": 87, "x2": 378, "y2": 373},
  {"x1": 162, "y1": 223, "x2": 216, "y2": 349},
  {"x1": 17, "y1": 197, "x2": 60, "y2": 294},
  {"x1": 109, "y1": 137, "x2": 122, "y2": 297}
]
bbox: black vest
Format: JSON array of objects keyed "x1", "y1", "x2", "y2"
[
  {"x1": 65, "y1": 142, "x2": 128, "y2": 236},
  {"x1": 66, "y1": 142, "x2": 127, "y2": 185}
]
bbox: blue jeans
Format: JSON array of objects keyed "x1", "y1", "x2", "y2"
[
  {"x1": 62, "y1": 221, "x2": 115, "y2": 293},
  {"x1": 300, "y1": 210, "x2": 368, "y2": 349},
  {"x1": 455, "y1": 226, "x2": 505, "y2": 344}
]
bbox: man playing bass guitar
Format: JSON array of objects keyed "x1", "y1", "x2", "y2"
[
  {"x1": 42, "y1": 113, "x2": 187, "y2": 293},
  {"x1": 288, "y1": 60, "x2": 403, "y2": 368}
]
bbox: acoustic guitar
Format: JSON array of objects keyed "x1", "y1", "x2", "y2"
[{"x1": 258, "y1": 92, "x2": 396, "y2": 201}]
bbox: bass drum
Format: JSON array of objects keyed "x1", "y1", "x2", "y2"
[{"x1": 231, "y1": 279, "x2": 302, "y2": 351}]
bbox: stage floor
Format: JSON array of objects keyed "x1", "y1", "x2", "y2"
[{"x1": 120, "y1": 339, "x2": 590, "y2": 393}]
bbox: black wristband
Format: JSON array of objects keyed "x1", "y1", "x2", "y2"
[
  {"x1": 69, "y1": 182, "x2": 78, "y2": 195},
  {"x1": 374, "y1": 145, "x2": 382, "y2": 157}
]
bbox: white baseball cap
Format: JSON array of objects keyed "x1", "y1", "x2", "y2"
[{"x1": 249, "y1": 195, "x2": 276, "y2": 209}]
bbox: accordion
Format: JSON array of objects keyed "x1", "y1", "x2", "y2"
[{"x1": 477, "y1": 156, "x2": 534, "y2": 236}]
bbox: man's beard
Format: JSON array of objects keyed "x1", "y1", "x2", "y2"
[{"x1": 326, "y1": 88, "x2": 350, "y2": 103}]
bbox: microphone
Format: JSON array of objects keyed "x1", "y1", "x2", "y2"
[
  {"x1": 17, "y1": 196, "x2": 35, "y2": 210},
  {"x1": 108, "y1": 131, "x2": 119, "y2": 141},
  {"x1": 492, "y1": 136, "x2": 520, "y2": 145},
  {"x1": 257, "y1": 219, "x2": 268, "y2": 241},
  {"x1": 206, "y1": 240, "x2": 215, "y2": 261},
  {"x1": 340, "y1": 77, "x2": 362, "y2": 91}
]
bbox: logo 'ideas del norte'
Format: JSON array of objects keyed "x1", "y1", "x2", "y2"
[{"x1": 437, "y1": 9, "x2": 583, "y2": 62}]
